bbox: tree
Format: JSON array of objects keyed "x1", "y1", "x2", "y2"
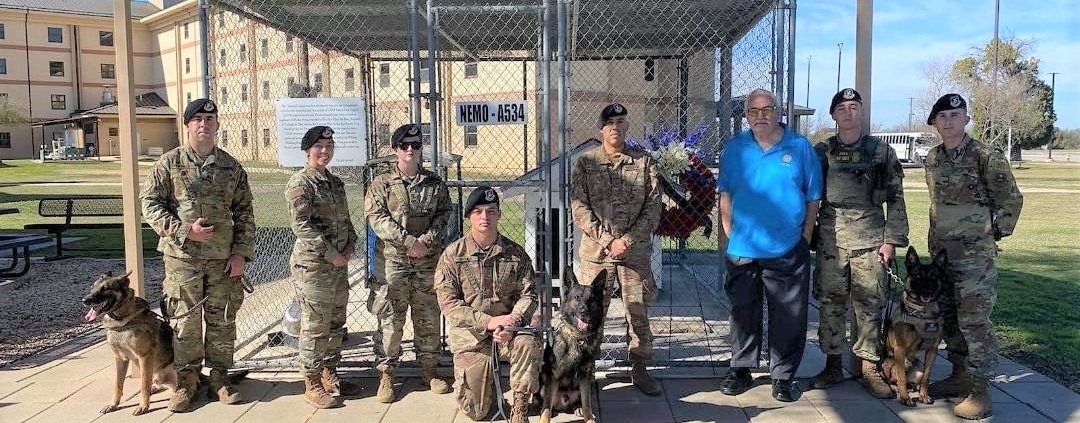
[
  {"x1": 0, "y1": 98, "x2": 30, "y2": 165},
  {"x1": 949, "y1": 37, "x2": 1054, "y2": 153}
]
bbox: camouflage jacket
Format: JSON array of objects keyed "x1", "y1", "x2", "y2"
[
  {"x1": 925, "y1": 135, "x2": 1023, "y2": 254},
  {"x1": 285, "y1": 165, "x2": 358, "y2": 266},
  {"x1": 814, "y1": 135, "x2": 909, "y2": 250},
  {"x1": 434, "y1": 235, "x2": 537, "y2": 353},
  {"x1": 363, "y1": 166, "x2": 451, "y2": 261},
  {"x1": 141, "y1": 145, "x2": 255, "y2": 260},
  {"x1": 570, "y1": 145, "x2": 661, "y2": 263}
]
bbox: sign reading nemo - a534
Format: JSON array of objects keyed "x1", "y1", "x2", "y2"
[{"x1": 454, "y1": 101, "x2": 528, "y2": 126}]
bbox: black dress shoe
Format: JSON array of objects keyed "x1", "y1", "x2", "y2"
[
  {"x1": 772, "y1": 379, "x2": 801, "y2": 402},
  {"x1": 719, "y1": 368, "x2": 753, "y2": 396}
]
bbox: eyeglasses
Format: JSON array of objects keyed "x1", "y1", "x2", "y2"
[
  {"x1": 397, "y1": 142, "x2": 423, "y2": 151},
  {"x1": 746, "y1": 106, "x2": 776, "y2": 118}
]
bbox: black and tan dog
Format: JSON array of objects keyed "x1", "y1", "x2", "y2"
[
  {"x1": 539, "y1": 268, "x2": 607, "y2": 423},
  {"x1": 83, "y1": 271, "x2": 177, "y2": 415},
  {"x1": 883, "y1": 247, "x2": 946, "y2": 406}
]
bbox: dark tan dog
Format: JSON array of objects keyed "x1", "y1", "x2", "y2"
[
  {"x1": 539, "y1": 269, "x2": 607, "y2": 423},
  {"x1": 83, "y1": 271, "x2": 177, "y2": 415},
  {"x1": 883, "y1": 248, "x2": 946, "y2": 406}
]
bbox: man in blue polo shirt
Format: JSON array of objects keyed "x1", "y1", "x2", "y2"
[{"x1": 716, "y1": 88, "x2": 822, "y2": 402}]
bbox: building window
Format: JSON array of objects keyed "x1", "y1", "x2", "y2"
[
  {"x1": 262, "y1": 128, "x2": 271, "y2": 146},
  {"x1": 0, "y1": 58, "x2": 6, "y2": 74},
  {"x1": 420, "y1": 122, "x2": 431, "y2": 139},
  {"x1": 464, "y1": 60, "x2": 478, "y2": 78},
  {"x1": 221, "y1": 130, "x2": 228, "y2": 146},
  {"x1": 378, "y1": 124, "x2": 390, "y2": 144},
  {"x1": 184, "y1": 57, "x2": 190, "y2": 74},
  {"x1": 219, "y1": 49, "x2": 227, "y2": 67},
  {"x1": 419, "y1": 61, "x2": 429, "y2": 83},
  {"x1": 183, "y1": 23, "x2": 189, "y2": 39},
  {"x1": 49, "y1": 61, "x2": 64, "y2": 77},
  {"x1": 464, "y1": 125, "x2": 478, "y2": 147},
  {"x1": 261, "y1": 80, "x2": 270, "y2": 100},
  {"x1": 238, "y1": 44, "x2": 247, "y2": 62},
  {"x1": 313, "y1": 73, "x2": 323, "y2": 93},
  {"x1": 260, "y1": 38, "x2": 269, "y2": 58},
  {"x1": 379, "y1": 63, "x2": 390, "y2": 87},
  {"x1": 285, "y1": 35, "x2": 294, "y2": 53},
  {"x1": 286, "y1": 76, "x2": 295, "y2": 95},
  {"x1": 51, "y1": 94, "x2": 66, "y2": 110},
  {"x1": 108, "y1": 127, "x2": 119, "y2": 137},
  {"x1": 240, "y1": 84, "x2": 248, "y2": 102},
  {"x1": 186, "y1": 92, "x2": 191, "y2": 103},
  {"x1": 217, "y1": 11, "x2": 225, "y2": 28},
  {"x1": 47, "y1": 27, "x2": 62, "y2": 43},
  {"x1": 99, "y1": 31, "x2": 113, "y2": 46},
  {"x1": 240, "y1": 129, "x2": 248, "y2": 147},
  {"x1": 0, "y1": 133, "x2": 10, "y2": 149},
  {"x1": 0, "y1": 24, "x2": 6, "y2": 40},
  {"x1": 344, "y1": 68, "x2": 355, "y2": 91},
  {"x1": 220, "y1": 86, "x2": 228, "y2": 104},
  {"x1": 100, "y1": 63, "x2": 115, "y2": 79}
]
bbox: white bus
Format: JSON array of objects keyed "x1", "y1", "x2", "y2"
[{"x1": 872, "y1": 132, "x2": 938, "y2": 163}]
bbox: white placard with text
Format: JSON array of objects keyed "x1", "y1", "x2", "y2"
[{"x1": 276, "y1": 97, "x2": 368, "y2": 167}]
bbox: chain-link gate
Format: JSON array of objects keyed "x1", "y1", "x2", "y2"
[{"x1": 205, "y1": 0, "x2": 795, "y2": 371}]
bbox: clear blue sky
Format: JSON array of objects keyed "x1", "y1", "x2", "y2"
[{"x1": 795, "y1": 0, "x2": 1079, "y2": 130}]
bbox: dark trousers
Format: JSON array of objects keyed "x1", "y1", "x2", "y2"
[{"x1": 725, "y1": 239, "x2": 811, "y2": 381}]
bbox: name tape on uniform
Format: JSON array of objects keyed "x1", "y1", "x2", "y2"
[{"x1": 454, "y1": 101, "x2": 528, "y2": 126}]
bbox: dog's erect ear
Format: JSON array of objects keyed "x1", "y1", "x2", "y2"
[
  {"x1": 590, "y1": 269, "x2": 608, "y2": 296},
  {"x1": 905, "y1": 247, "x2": 921, "y2": 270},
  {"x1": 932, "y1": 250, "x2": 949, "y2": 269}
]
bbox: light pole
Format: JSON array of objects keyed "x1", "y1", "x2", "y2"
[
  {"x1": 908, "y1": 97, "x2": 915, "y2": 131},
  {"x1": 836, "y1": 42, "x2": 843, "y2": 92},
  {"x1": 806, "y1": 55, "x2": 812, "y2": 108},
  {"x1": 1049, "y1": 72, "x2": 1060, "y2": 160}
]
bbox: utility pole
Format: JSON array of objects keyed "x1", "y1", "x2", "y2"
[
  {"x1": 1049, "y1": 72, "x2": 1059, "y2": 160},
  {"x1": 908, "y1": 97, "x2": 915, "y2": 131},
  {"x1": 836, "y1": 42, "x2": 843, "y2": 92},
  {"x1": 806, "y1": 55, "x2": 812, "y2": 108}
]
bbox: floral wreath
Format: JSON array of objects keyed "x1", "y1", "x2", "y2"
[{"x1": 629, "y1": 124, "x2": 716, "y2": 239}]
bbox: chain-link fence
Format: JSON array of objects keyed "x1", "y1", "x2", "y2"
[{"x1": 206, "y1": 0, "x2": 794, "y2": 370}]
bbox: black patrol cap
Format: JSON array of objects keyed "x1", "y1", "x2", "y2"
[
  {"x1": 183, "y1": 98, "x2": 217, "y2": 124},
  {"x1": 927, "y1": 93, "x2": 967, "y2": 125},
  {"x1": 597, "y1": 103, "x2": 628, "y2": 128},
  {"x1": 391, "y1": 124, "x2": 422, "y2": 147},
  {"x1": 830, "y1": 88, "x2": 862, "y2": 113},
  {"x1": 464, "y1": 186, "x2": 499, "y2": 217},
  {"x1": 301, "y1": 126, "x2": 334, "y2": 150}
]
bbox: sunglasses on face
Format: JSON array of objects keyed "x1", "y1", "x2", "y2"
[
  {"x1": 746, "y1": 106, "x2": 776, "y2": 118},
  {"x1": 397, "y1": 142, "x2": 423, "y2": 151}
]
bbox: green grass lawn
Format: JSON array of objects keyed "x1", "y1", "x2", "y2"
[{"x1": 3, "y1": 159, "x2": 1078, "y2": 391}]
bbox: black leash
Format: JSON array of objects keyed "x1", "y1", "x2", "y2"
[
  {"x1": 879, "y1": 258, "x2": 903, "y2": 346},
  {"x1": 487, "y1": 325, "x2": 550, "y2": 422}
]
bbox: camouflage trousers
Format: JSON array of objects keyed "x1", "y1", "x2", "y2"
[
  {"x1": 291, "y1": 261, "x2": 349, "y2": 376},
  {"x1": 452, "y1": 333, "x2": 540, "y2": 421},
  {"x1": 368, "y1": 256, "x2": 442, "y2": 367},
  {"x1": 162, "y1": 256, "x2": 245, "y2": 373},
  {"x1": 813, "y1": 245, "x2": 887, "y2": 361},
  {"x1": 580, "y1": 259, "x2": 656, "y2": 362},
  {"x1": 937, "y1": 249, "x2": 999, "y2": 379}
]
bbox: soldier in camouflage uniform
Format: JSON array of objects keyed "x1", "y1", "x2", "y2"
[
  {"x1": 434, "y1": 187, "x2": 540, "y2": 423},
  {"x1": 141, "y1": 98, "x2": 254, "y2": 412},
  {"x1": 570, "y1": 103, "x2": 663, "y2": 396},
  {"x1": 923, "y1": 94, "x2": 1023, "y2": 420},
  {"x1": 364, "y1": 123, "x2": 453, "y2": 403},
  {"x1": 285, "y1": 126, "x2": 361, "y2": 408},
  {"x1": 810, "y1": 89, "x2": 909, "y2": 399}
]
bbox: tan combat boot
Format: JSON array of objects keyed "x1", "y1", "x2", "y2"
[
  {"x1": 376, "y1": 365, "x2": 396, "y2": 403},
  {"x1": 321, "y1": 367, "x2": 360, "y2": 397},
  {"x1": 929, "y1": 357, "x2": 971, "y2": 398},
  {"x1": 860, "y1": 359, "x2": 895, "y2": 399},
  {"x1": 208, "y1": 368, "x2": 242, "y2": 404},
  {"x1": 422, "y1": 360, "x2": 452, "y2": 394},
  {"x1": 304, "y1": 373, "x2": 338, "y2": 409},
  {"x1": 631, "y1": 360, "x2": 662, "y2": 396},
  {"x1": 510, "y1": 391, "x2": 530, "y2": 423},
  {"x1": 810, "y1": 354, "x2": 844, "y2": 389},
  {"x1": 168, "y1": 370, "x2": 198, "y2": 412},
  {"x1": 953, "y1": 375, "x2": 992, "y2": 419}
]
